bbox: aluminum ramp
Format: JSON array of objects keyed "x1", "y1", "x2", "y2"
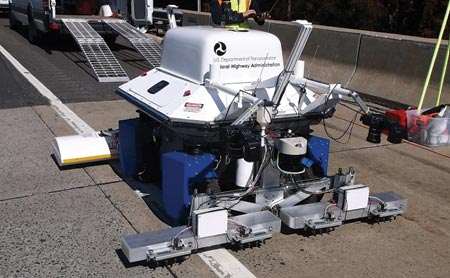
[
  {"x1": 102, "y1": 19, "x2": 162, "y2": 68},
  {"x1": 61, "y1": 19, "x2": 129, "y2": 83}
]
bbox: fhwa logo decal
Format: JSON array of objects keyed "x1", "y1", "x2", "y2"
[{"x1": 214, "y1": 42, "x2": 227, "y2": 56}]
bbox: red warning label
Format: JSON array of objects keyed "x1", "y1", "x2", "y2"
[{"x1": 184, "y1": 102, "x2": 204, "y2": 108}]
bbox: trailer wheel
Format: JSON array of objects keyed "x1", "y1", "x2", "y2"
[
  {"x1": 27, "y1": 9, "x2": 39, "y2": 44},
  {"x1": 9, "y1": 14, "x2": 19, "y2": 30}
]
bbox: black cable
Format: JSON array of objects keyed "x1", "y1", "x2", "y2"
[
  {"x1": 195, "y1": 197, "x2": 217, "y2": 211},
  {"x1": 222, "y1": 91, "x2": 241, "y2": 123},
  {"x1": 338, "y1": 101, "x2": 362, "y2": 114},
  {"x1": 322, "y1": 84, "x2": 358, "y2": 144},
  {"x1": 263, "y1": 106, "x2": 273, "y2": 124},
  {"x1": 224, "y1": 196, "x2": 244, "y2": 211},
  {"x1": 194, "y1": 194, "x2": 243, "y2": 215},
  {"x1": 323, "y1": 111, "x2": 358, "y2": 144},
  {"x1": 223, "y1": 90, "x2": 260, "y2": 126},
  {"x1": 323, "y1": 84, "x2": 338, "y2": 115},
  {"x1": 227, "y1": 139, "x2": 273, "y2": 211}
]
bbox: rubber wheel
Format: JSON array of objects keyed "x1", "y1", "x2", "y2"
[
  {"x1": 9, "y1": 11, "x2": 20, "y2": 30},
  {"x1": 27, "y1": 11, "x2": 39, "y2": 44}
]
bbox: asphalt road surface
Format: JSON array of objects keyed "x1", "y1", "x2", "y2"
[{"x1": 1, "y1": 15, "x2": 450, "y2": 278}]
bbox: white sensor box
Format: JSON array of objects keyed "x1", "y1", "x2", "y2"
[
  {"x1": 192, "y1": 208, "x2": 228, "y2": 238},
  {"x1": 338, "y1": 184, "x2": 369, "y2": 211}
]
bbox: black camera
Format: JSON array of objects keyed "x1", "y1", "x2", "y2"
[
  {"x1": 223, "y1": 126, "x2": 261, "y2": 162},
  {"x1": 361, "y1": 113, "x2": 403, "y2": 144},
  {"x1": 361, "y1": 113, "x2": 384, "y2": 143}
]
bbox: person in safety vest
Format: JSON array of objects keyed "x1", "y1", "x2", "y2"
[{"x1": 210, "y1": 0, "x2": 270, "y2": 29}]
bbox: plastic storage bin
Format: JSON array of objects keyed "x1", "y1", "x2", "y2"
[{"x1": 406, "y1": 109, "x2": 450, "y2": 147}]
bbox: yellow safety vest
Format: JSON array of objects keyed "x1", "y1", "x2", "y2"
[{"x1": 218, "y1": 0, "x2": 252, "y2": 29}]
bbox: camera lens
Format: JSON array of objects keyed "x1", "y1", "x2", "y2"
[
  {"x1": 367, "y1": 127, "x2": 382, "y2": 143},
  {"x1": 361, "y1": 113, "x2": 385, "y2": 143},
  {"x1": 387, "y1": 123, "x2": 404, "y2": 144}
]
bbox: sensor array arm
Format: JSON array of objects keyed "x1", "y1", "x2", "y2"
[
  {"x1": 272, "y1": 20, "x2": 313, "y2": 108},
  {"x1": 293, "y1": 78, "x2": 370, "y2": 115},
  {"x1": 205, "y1": 70, "x2": 263, "y2": 125}
]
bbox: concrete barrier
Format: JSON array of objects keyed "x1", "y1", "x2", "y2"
[
  {"x1": 179, "y1": 10, "x2": 450, "y2": 107},
  {"x1": 302, "y1": 27, "x2": 361, "y2": 86},
  {"x1": 182, "y1": 10, "x2": 212, "y2": 26},
  {"x1": 348, "y1": 34, "x2": 450, "y2": 108}
]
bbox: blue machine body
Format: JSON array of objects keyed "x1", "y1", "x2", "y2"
[
  {"x1": 119, "y1": 118, "x2": 142, "y2": 176},
  {"x1": 162, "y1": 152, "x2": 217, "y2": 220},
  {"x1": 306, "y1": 135, "x2": 330, "y2": 176},
  {"x1": 119, "y1": 117, "x2": 156, "y2": 177},
  {"x1": 120, "y1": 123, "x2": 328, "y2": 221}
]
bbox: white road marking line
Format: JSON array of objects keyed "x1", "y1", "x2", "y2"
[
  {"x1": 0, "y1": 45, "x2": 94, "y2": 134},
  {"x1": 0, "y1": 44, "x2": 258, "y2": 278},
  {"x1": 198, "y1": 249, "x2": 257, "y2": 278}
]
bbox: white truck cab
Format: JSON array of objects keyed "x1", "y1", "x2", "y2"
[{"x1": 0, "y1": 0, "x2": 9, "y2": 11}]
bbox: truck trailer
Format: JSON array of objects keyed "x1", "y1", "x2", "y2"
[{"x1": 8, "y1": 0, "x2": 172, "y2": 82}]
